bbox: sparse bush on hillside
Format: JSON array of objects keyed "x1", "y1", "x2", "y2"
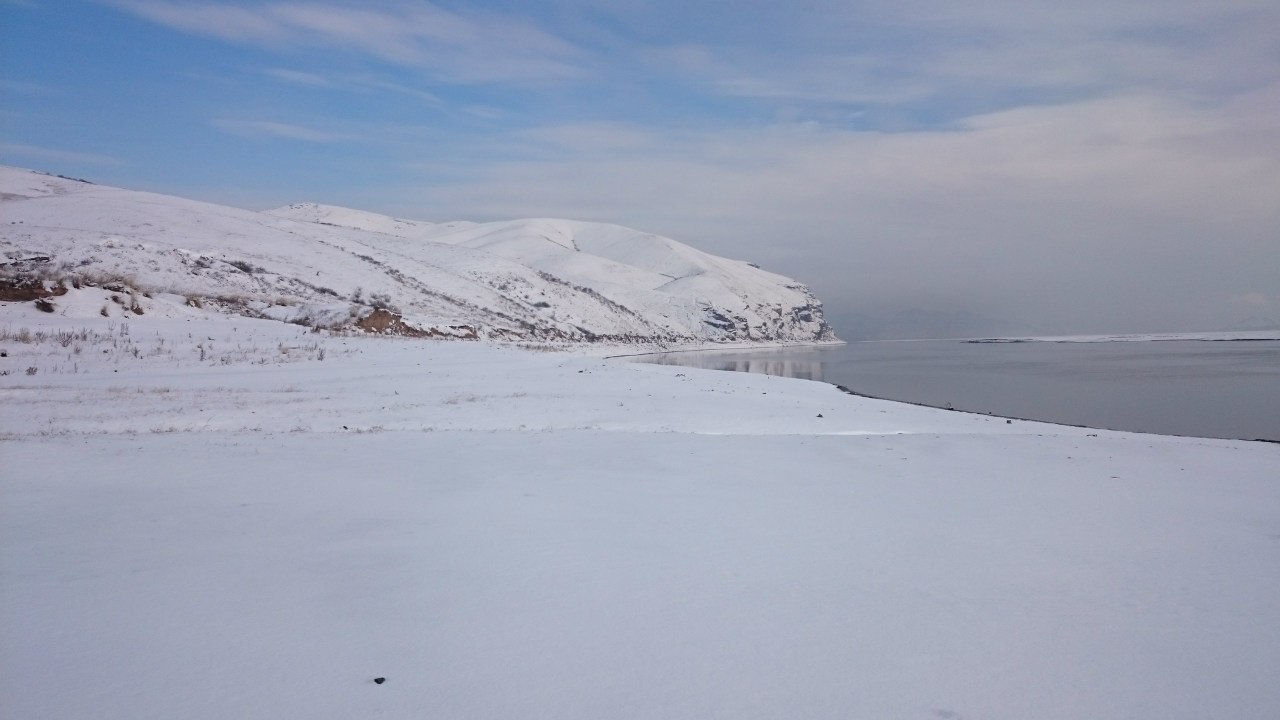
[
  {"x1": 212, "y1": 294, "x2": 251, "y2": 311},
  {"x1": 73, "y1": 270, "x2": 141, "y2": 292},
  {"x1": 226, "y1": 259, "x2": 261, "y2": 274},
  {"x1": 368, "y1": 292, "x2": 398, "y2": 312}
]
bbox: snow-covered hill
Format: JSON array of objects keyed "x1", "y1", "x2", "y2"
[{"x1": 0, "y1": 166, "x2": 836, "y2": 346}]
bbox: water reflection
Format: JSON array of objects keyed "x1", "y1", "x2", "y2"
[{"x1": 641, "y1": 350, "x2": 826, "y2": 381}]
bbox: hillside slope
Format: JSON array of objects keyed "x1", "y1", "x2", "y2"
[{"x1": 1, "y1": 167, "x2": 837, "y2": 346}]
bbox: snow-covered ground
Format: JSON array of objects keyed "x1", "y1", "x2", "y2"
[{"x1": 3, "y1": 301, "x2": 1278, "y2": 720}]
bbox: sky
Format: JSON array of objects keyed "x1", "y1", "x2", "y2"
[{"x1": 2, "y1": 0, "x2": 1278, "y2": 338}]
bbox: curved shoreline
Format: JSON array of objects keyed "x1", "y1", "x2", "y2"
[{"x1": 625, "y1": 345, "x2": 1280, "y2": 445}]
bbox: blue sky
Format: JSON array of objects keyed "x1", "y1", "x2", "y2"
[{"x1": 3, "y1": 0, "x2": 1279, "y2": 336}]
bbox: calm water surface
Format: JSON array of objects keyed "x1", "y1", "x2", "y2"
[{"x1": 638, "y1": 340, "x2": 1280, "y2": 442}]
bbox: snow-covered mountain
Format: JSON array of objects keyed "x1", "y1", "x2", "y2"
[{"x1": 0, "y1": 166, "x2": 837, "y2": 346}]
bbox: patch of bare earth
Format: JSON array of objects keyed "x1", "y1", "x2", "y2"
[
  {"x1": 353, "y1": 308, "x2": 478, "y2": 339},
  {"x1": 0, "y1": 277, "x2": 68, "y2": 302}
]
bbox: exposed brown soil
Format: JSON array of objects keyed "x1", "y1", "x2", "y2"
[
  {"x1": 0, "y1": 278, "x2": 68, "y2": 302},
  {"x1": 354, "y1": 308, "x2": 478, "y2": 339}
]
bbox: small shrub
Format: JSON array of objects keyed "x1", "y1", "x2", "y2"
[
  {"x1": 34, "y1": 298, "x2": 55, "y2": 313},
  {"x1": 26, "y1": 366, "x2": 38, "y2": 376},
  {"x1": 368, "y1": 292, "x2": 397, "y2": 311}
]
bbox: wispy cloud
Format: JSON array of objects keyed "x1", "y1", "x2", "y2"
[
  {"x1": 109, "y1": 0, "x2": 586, "y2": 83},
  {"x1": 0, "y1": 143, "x2": 122, "y2": 165},
  {"x1": 261, "y1": 68, "x2": 441, "y2": 104},
  {"x1": 638, "y1": 0, "x2": 1280, "y2": 122},
  {"x1": 109, "y1": 0, "x2": 287, "y2": 43},
  {"x1": 211, "y1": 118, "x2": 354, "y2": 143},
  {"x1": 262, "y1": 68, "x2": 330, "y2": 87}
]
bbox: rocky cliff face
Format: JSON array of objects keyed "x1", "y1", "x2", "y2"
[{"x1": 1, "y1": 167, "x2": 838, "y2": 347}]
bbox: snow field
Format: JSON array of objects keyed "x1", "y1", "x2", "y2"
[
  {"x1": 3, "y1": 310, "x2": 1279, "y2": 720},
  {"x1": 0, "y1": 298, "x2": 1018, "y2": 439}
]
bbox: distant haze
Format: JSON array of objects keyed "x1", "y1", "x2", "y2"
[{"x1": 3, "y1": 1, "x2": 1277, "y2": 338}]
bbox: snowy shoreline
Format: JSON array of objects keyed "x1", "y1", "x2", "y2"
[
  {"x1": 597, "y1": 338, "x2": 845, "y2": 359},
  {"x1": 607, "y1": 340, "x2": 1280, "y2": 444}
]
